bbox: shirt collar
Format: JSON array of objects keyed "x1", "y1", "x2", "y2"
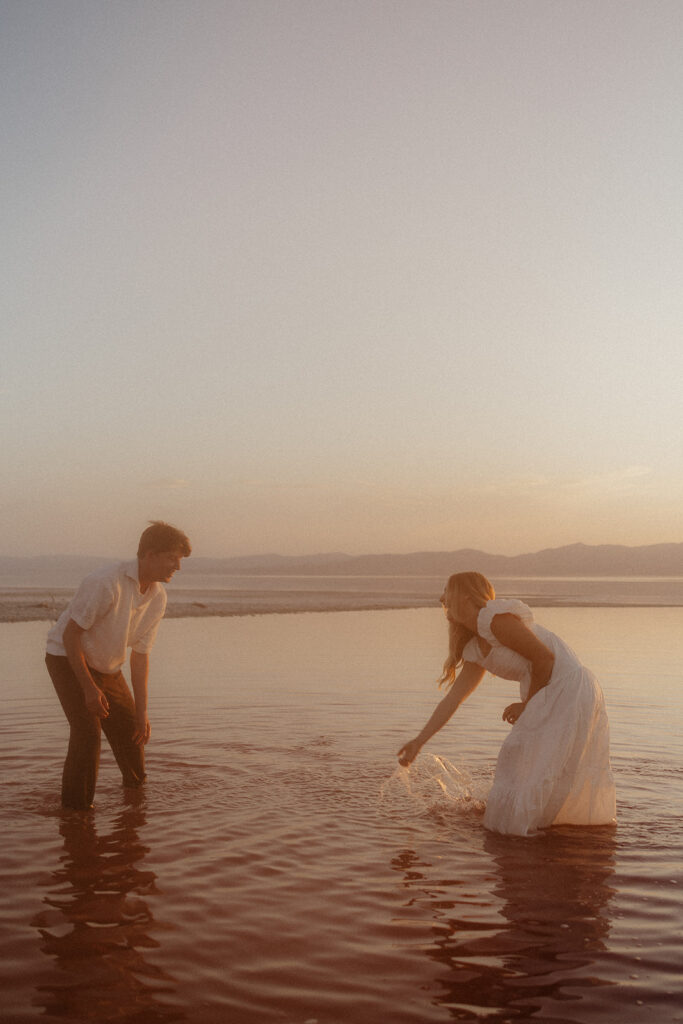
[{"x1": 124, "y1": 559, "x2": 142, "y2": 585}]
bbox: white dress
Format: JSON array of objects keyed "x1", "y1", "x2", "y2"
[{"x1": 462, "y1": 599, "x2": 616, "y2": 837}]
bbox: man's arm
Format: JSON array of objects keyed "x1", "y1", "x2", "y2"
[
  {"x1": 130, "y1": 650, "x2": 151, "y2": 746},
  {"x1": 62, "y1": 618, "x2": 110, "y2": 718}
]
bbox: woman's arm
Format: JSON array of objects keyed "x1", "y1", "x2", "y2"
[
  {"x1": 397, "y1": 661, "x2": 485, "y2": 766},
  {"x1": 489, "y1": 613, "x2": 555, "y2": 721}
]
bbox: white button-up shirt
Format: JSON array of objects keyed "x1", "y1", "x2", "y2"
[{"x1": 46, "y1": 560, "x2": 167, "y2": 673}]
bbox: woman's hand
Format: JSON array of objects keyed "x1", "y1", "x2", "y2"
[
  {"x1": 502, "y1": 702, "x2": 526, "y2": 725},
  {"x1": 397, "y1": 738, "x2": 422, "y2": 767}
]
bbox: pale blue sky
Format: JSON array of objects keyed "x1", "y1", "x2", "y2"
[{"x1": 2, "y1": 0, "x2": 682, "y2": 557}]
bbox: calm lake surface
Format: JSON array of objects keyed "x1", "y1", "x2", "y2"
[{"x1": 2, "y1": 606, "x2": 682, "y2": 1023}]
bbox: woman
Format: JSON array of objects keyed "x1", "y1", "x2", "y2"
[{"x1": 397, "y1": 572, "x2": 616, "y2": 836}]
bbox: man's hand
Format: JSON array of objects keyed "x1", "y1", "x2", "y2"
[
  {"x1": 133, "y1": 713, "x2": 151, "y2": 746},
  {"x1": 502, "y1": 701, "x2": 526, "y2": 725},
  {"x1": 130, "y1": 651, "x2": 150, "y2": 746},
  {"x1": 85, "y1": 685, "x2": 110, "y2": 719}
]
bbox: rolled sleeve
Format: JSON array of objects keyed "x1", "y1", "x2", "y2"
[
  {"x1": 132, "y1": 619, "x2": 162, "y2": 654},
  {"x1": 130, "y1": 590, "x2": 166, "y2": 655},
  {"x1": 69, "y1": 577, "x2": 116, "y2": 631}
]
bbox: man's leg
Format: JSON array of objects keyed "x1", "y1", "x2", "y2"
[
  {"x1": 97, "y1": 671, "x2": 146, "y2": 790},
  {"x1": 46, "y1": 654, "x2": 101, "y2": 810}
]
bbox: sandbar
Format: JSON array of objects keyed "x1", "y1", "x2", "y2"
[{"x1": 1, "y1": 581, "x2": 681, "y2": 624}]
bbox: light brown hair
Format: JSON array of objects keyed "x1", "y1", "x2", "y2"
[{"x1": 137, "y1": 521, "x2": 192, "y2": 559}]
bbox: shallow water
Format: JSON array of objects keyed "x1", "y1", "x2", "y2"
[{"x1": 2, "y1": 607, "x2": 682, "y2": 1023}]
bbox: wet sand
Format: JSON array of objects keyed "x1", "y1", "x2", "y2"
[
  {"x1": 0, "y1": 586, "x2": 434, "y2": 623},
  {"x1": 2, "y1": 575, "x2": 682, "y2": 623}
]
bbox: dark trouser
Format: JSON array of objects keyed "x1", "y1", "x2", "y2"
[{"x1": 46, "y1": 654, "x2": 146, "y2": 810}]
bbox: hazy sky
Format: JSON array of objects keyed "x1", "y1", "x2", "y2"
[{"x1": 2, "y1": 0, "x2": 682, "y2": 558}]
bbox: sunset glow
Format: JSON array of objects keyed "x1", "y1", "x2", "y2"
[{"x1": 2, "y1": 1, "x2": 682, "y2": 558}]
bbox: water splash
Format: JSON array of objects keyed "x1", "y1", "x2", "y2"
[{"x1": 379, "y1": 753, "x2": 491, "y2": 820}]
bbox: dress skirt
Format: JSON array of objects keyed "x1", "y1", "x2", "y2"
[{"x1": 482, "y1": 657, "x2": 616, "y2": 837}]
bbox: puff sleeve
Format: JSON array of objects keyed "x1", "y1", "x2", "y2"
[{"x1": 477, "y1": 599, "x2": 534, "y2": 644}]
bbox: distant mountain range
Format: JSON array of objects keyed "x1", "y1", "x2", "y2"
[{"x1": 2, "y1": 542, "x2": 682, "y2": 580}]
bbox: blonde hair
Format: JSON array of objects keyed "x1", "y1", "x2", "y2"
[{"x1": 438, "y1": 571, "x2": 495, "y2": 688}]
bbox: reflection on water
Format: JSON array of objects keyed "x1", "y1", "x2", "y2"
[
  {"x1": 2, "y1": 610, "x2": 680, "y2": 1023},
  {"x1": 31, "y1": 794, "x2": 185, "y2": 1022},
  {"x1": 391, "y1": 827, "x2": 617, "y2": 1022}
]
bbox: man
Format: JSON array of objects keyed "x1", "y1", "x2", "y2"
[{"x1": 45, "y1": 521, "x2": 191, "y2": 810}]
